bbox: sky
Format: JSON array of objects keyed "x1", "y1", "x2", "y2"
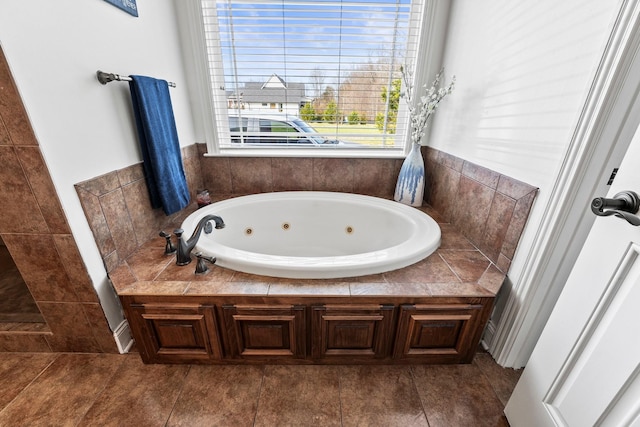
[{"x1": 208, "y1": 0, "x2": 417, "y2": 91}]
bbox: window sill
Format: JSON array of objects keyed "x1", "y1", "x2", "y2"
[{"x1": 203, "y1": 146, "x2": 409, "y2": 159}]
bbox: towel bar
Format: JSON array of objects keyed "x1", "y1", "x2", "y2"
[{"x1": 96, "y1": 70, "x2": 176, "y2": 88}]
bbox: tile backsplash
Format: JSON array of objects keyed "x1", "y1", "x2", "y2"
[
  {"x1": 75, "y1": 145, "x2": 203, "y2": 273},
  {"x1": 197, "y1": 144, "x2": 404, "y2": 197},
  {"x1": 424, "y1": 147, "x2": 538, "y2": 272},
  {"x1": 78, "y1": 143, "x2": 537, "y2": 278}
]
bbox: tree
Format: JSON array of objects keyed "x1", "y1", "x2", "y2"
[
  {"x1": 323, "y1": 100, "x2": 339, "y2": 123},
  {"x1": 348, "y1": 111, "x2": 360, "y2": 125},
  {"x1": 377, "y1": 78, "x2": 401, "y2": 133},
  {"x1": 334, "y1": 60, "x2": 397, "y2": 126},
  {"x1": 381, "y1": 78, "x2": 401, "y2": 112},
  {"x1": 300, "y1": 103, "x2": 316, "y2": 122},
  {"x1": 313, "y1": 85, "x2": 336, "y2": 120},
  {"x1": 376, "y1": 111, "x2": 396, "y2": 133}
]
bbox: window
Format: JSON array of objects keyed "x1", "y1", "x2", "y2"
[{"x1": 181, "y1": 0, "x2": 447, "y2": 156}]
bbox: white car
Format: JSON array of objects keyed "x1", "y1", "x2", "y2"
[{"x1": 228, "y1": 113, "x2": 346, "y2": 145}]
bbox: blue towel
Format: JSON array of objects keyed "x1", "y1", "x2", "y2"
[{"x1": 129, "y1": 75, "x2": 190, "y2": 215}]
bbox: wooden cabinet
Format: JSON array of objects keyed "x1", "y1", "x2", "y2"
[
  {"x1": 312, "y1": 304, "x2": 395, "y2": 360},
  {"x1": 393, "y1": 303, "x2": 488, "y2": 363},
  {"x1": 221, "y1": 304, "x2": 306, "y2": 360},
  {"x1": 127, "y1": 303, "x2": 222, "y2": 363},
  {"x1": 122, "y1": 297, "x2": 493, "y2": 365}
]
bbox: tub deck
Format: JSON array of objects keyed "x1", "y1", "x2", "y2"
[{"x1": 109, "y1": 205, "x2": 505, "y2": 365}]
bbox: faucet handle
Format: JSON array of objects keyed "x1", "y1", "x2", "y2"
[
  {"x1": 159, "y1": 231, "x2": 176, "y2": 255},
  {"x1": 173, "y1": 228, "x2": 184, "y2": 238},
  {"x1": 194, "y1": 252, "x2": 217, "y2": 275}
]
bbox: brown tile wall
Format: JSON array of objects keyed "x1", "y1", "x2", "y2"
[
  {"x1": 75, "y1": 145, "x2": 203, "y2": 273},
  {"x1": 0, "y1": 46, "x2": 116, "y2": 353},
  {"x1": 197, "y1": 144, "x2": 537, "y2": 273},
  {"x1": 424, "y1": 147, "x2": 538, "y2": 272},
  {"x1": 76, "y1": 143, "x2": 405, "y2": 272},
  {"x1": 197, "y1": 144, "x2": 405, "y2": 197},
  {"x1": 78, "y1": 143, "x2": 536, "y2": 279}
]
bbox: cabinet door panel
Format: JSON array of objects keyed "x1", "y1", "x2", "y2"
[
  {"x1": 312, "y1": 304, "x2": 395, "y2": 359},
  {"x1": 129, "y1": 303, "x2": 221, "y2": 363},
  {"x1": 221, "y1": 305, "x2": 306, "y2": 359},
  {"x1": 393, "y1": 304, "x2": 486, "y2": 363}
]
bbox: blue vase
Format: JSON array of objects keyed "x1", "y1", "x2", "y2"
[{"x1": 394, "y1": 142, "x2": 425, "y2": 207}]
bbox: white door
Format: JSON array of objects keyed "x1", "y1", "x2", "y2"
[{"x1": 505, "y1": 122, "x2": 640, "y2": 426}]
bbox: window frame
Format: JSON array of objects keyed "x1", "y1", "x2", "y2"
[{"x1": 176, "y1": 0, "x2": 450, "y2": 158}]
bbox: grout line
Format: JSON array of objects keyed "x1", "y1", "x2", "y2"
[
  {"x1": 163, "y1": 364, "x2": 193, "y2": 426},
  {"x1": 472, "y1": 353, "x2": 516, "y2": 408},
  {"x1": 408, "y1": 365, "x2": 432, "y2": 427},
  {"x1": 478, "y1": 366, "x2": 507, "y2": 409},
  {"x1": 337, "y1": 366, "x2": 344, "y2": 427},
  {"x1": 0, "y1": 353, "x2": 60, "y2": 417},
  {"x1": 74, "y1": 353, "x2": 127, "y2": 426},
  {"x1": 252, "y1": 365, "x2": 267, "y2": 427},
  {"x1": 436, "y1": 251, "x2": 463, "y2": 283}
]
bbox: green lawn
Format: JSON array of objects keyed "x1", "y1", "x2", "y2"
[{"x1": 310, "y1": 122, "x2": 395, "y2": 146}]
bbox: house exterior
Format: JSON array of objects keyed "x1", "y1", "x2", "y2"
[{"x1": 227, "y1": 74, "x2": 309, "y2": 115}]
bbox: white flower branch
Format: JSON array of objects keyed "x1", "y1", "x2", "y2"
[{"x1": 401, "y1": 65, "x2": 455, "y2": 146}]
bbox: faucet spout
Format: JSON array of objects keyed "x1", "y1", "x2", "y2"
[{"x1": 175, "y1": 214, "x2": 225, "y2": 266}]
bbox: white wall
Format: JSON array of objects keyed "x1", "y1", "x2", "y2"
[
  {"x1": 0, "y1": 0, "x2": 197, "y2": 329},
  {"x1": 429, "y1": 0, "x2": 622, "y2": 332}
]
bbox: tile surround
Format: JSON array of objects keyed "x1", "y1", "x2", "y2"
[
  {"x1": 191, "y1": 146, "x2": 536, "y2": 274},
  {"x1": 197, "y1": 143, "x2": 404, "y2": 198},
  {"x1": 14, "y1": 146, "x2": 70, "y2": 234},
  {"x1": 0, "y1": 246, "x2": 43, "y2": 323},
  {"x1": 75, "y1": 144, "x2": 533, "y2": 278},
  {"x1": 2, "y1": 234, "x2": 79, "y2": 303},
  {"x1": 0, "y1": 146, "x2": 50, "y2": 234},
  {"x1": 78, "y1": 144, "x2": 536, "y2": 302},
  {"x1": 0, "y1": 46, "x2": 115, "y2": 353},
  {"x1": 110, "y1": 227, "x2": 505, "y2": 298},
  {"x1": 424, "y1": 146, "x2": 538, "y2": 270},
  {"x1": 75, "y1": 144, "x2": 203, "y2": 274}
]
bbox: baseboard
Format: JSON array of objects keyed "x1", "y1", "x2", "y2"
[
  {"x1": 112, "y1": 320, "x2": 134, "y2": 354},
  {"x1": 481, "y1": 319, "x2": 497, "y2": 352}
]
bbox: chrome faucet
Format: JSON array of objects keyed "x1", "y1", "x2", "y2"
[{"x1": 174, "y1": 214, "x2": 225, "y2": 266}]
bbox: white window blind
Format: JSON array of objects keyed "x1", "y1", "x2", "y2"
[{"x1": 199, "y1": 0, "x2": 425, "y2": 150}]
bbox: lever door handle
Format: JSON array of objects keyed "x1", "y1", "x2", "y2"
[{"x1": 591, "y1": 191, "x2": 640, "y2": 226}]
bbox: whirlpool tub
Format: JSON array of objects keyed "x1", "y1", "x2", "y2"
[{"x1": 181, "y1": 191, "x2": 441, "y2": 279}]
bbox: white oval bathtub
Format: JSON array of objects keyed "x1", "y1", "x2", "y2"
[{"x1": 181, "y1": 191, "x2": 441, "y2": 279}]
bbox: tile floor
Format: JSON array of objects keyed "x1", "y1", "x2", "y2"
[{"x1": 0, "y1": 350, "x2": 520, "y2": 426}]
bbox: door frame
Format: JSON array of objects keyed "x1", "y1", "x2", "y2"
[{"x1": 490, "y1": 0, "x2": 640, "y2": 368}]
